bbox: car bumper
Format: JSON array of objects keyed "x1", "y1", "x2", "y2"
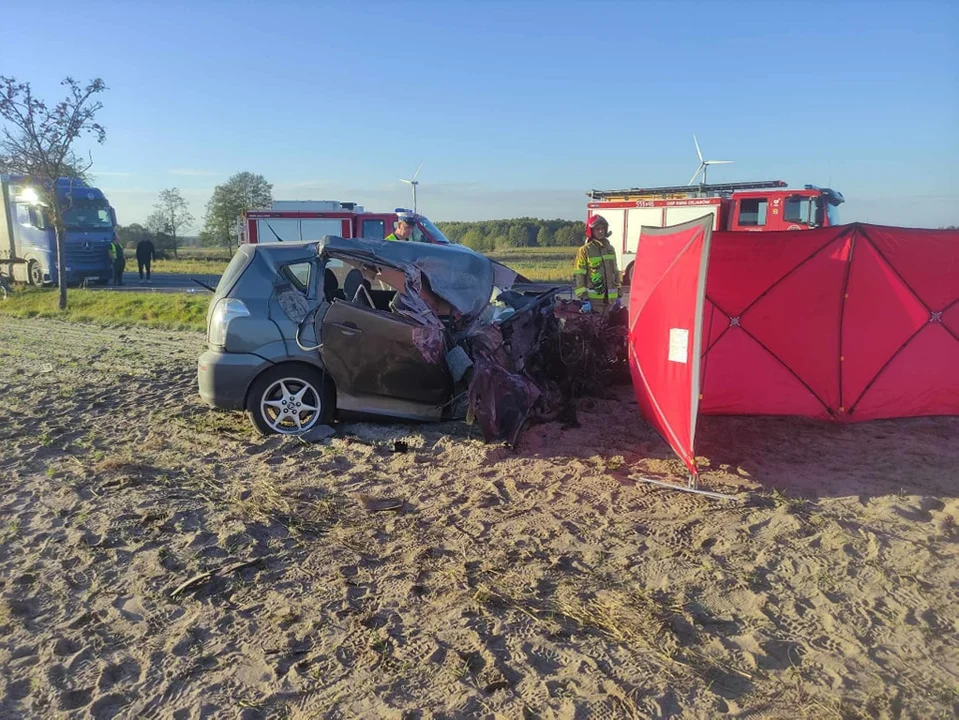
[{"x1": 197, "y1": 349, "x2": 269, "y2": 410}]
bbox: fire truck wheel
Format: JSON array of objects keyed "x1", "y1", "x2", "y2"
[
  {"x1": 623, "y1": 263, "x2": 634, "y2": 287},
  {"x1": 246, "y1": 365, "x2": 335, "y2": 436},
  {"x1": 27, "y1": 260, "x2": 43, "y2": 286}
]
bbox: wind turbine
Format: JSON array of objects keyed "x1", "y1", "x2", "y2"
[
  {"x1": 688, "y1": 135, "x2": 733, "y2": 185},
  {"x1": 400, "y1": 161, "x2": 424, "y2": 213}
]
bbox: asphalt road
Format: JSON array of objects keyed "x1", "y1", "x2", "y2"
[{"x1": 90, "y1": 271, "x2": 222, "y2": 294}]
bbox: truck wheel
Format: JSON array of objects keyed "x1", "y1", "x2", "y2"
[
  {"x1": 246, "y1": 365, "x2": 334, "y2": 436},
  {"x1": 27, "y1": 260, "x2": 43, "y2": 286},
  {"x1": 622, "y1": 263, "x2": 634, "y2": 287}
]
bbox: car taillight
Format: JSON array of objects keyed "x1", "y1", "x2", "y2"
[{"x1": 208, "y1": 298, "x2": 250, "y2": 347}]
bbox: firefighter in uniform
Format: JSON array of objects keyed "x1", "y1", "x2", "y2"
[
  {"x1": 385, "y1": 211, "x2": 416, "y2": 241},
  {"x1": 573, "y1": 215, "x2": 621, "y2": 312},
  {"x1": 108, "y1": 235, "x2": 126, "y2": 286}
]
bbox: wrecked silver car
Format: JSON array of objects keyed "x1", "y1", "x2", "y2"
[{"x1": 198, "y1": 236, "x2": 626, "y2": 444}]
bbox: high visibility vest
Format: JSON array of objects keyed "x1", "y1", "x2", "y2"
[
  {"x1": 109, "y1": 242, "x2": 124, "y2": 261},
  {"x1": 573, "y1": 239, "x2": 620, "y2": 302}
]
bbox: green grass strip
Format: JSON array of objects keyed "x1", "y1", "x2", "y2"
[{"x1": 0, "y1": 287, "x2": 209, "y2": 333}]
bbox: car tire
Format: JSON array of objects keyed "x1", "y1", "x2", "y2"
[{"x1": 246, "y1": 364, "x2": 334, "y2": 436}]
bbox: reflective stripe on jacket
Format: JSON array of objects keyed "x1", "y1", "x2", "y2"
[{"x1": 573, "y1": 239, "x2": 620, "y2": 302}]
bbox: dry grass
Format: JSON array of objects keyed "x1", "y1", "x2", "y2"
[
  {"x1": 552, "y1": 586, "x2": 684, "y2": 668},
  {"x1": 228, "y1": 476, "x2": 339, "y2": 536}
]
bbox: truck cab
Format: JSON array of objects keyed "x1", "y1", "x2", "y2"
[
  {"x1": 725, "y1": 186, "x2": 844, "y2": 232},
  {"x1": 587, "y1": 181, "x2": 845, "y2": 285},
  {"x1": 0, "y1": 175, "x2": 116, "y2": 286}
]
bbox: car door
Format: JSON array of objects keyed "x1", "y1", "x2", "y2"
[{"x1": 320, "y1": 301, "x2": 451, "y2": 405}]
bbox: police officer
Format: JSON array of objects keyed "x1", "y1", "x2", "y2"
[
  {"x1": 108, "y1": 235, "x2": 126, "y2": 286},
  {"x1": 385, "y1": 211, "x2": 417, "y2": 241}
]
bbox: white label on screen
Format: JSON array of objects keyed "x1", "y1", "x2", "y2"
[{"x1": 668, "y1": 328, "x2": 689, "y2": 364}]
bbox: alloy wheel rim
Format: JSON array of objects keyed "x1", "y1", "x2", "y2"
[{"x1": 260, "y1": 377, "x2": 321, "y2": 433}]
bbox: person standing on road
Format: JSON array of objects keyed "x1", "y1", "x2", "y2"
[
  {"x1": 385, "y1": 211, "x2": 417, "y2": 242},
  {"x1": 108, "y1": 236, "x2": 126, "y2": 286},
  {"x1": 136, "y1": 237, "x2": 156, "y2": 282},
  {"x1": 573, "y1": 215, "x2": 621, "y2": 313}
]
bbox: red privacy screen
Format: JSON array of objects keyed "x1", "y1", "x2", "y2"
[
  {"x1": 628, "y1": 216, "x2": 713, "y2": 476},
  {"x1": 629, "y1": 221, "x2": 959, "y2": 475}
]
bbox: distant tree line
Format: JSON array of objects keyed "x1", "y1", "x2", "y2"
[{"x1": 436, "y1": 218, "x2": 587, "y2": 252}]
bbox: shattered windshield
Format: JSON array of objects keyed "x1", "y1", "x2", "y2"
[{"x1": 416, "y1": 216, "x2": 452, "y2": 245}]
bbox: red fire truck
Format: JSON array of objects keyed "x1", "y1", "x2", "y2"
[
  {"x1": 238, "y1": 201, "x2": 453, "y2": 245},
  {"x1": 587, "y1": 180, "x2": 845, "y2": 284}
]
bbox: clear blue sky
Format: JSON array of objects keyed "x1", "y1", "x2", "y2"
[{"x1": 2, "y1": 0, "x2": 957, "y2": 230}]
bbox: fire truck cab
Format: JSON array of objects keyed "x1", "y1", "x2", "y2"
[
  {"x1": 238, "y1": 201, "x2": 452, "y2": 246},
  {"x1": 587, "y1": 181, "x2": 844, "y2": 284}
]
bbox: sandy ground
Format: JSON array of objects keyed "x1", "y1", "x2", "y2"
[{"x1": 0, "y1": 316, "x2": 957, "y2": 720}]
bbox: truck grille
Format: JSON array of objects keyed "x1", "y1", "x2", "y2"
[{"x1": 64, "y1": 243, "x2": 109, "y2": 266}]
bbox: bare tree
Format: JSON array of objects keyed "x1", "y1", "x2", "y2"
[
  {"x1": 0, "y1": 76, "x2": 107, "y2": 309},
  {"x1": 152, "y1": 188, "x2": 194, "y2": 258}
]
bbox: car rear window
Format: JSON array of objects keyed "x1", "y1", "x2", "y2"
[{"x1": 214, "y1": 247, "x2": 254, "y2": 298}]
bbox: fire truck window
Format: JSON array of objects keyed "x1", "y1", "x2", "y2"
[
  {"x1": 784, "y1": 196, "x2": 812, "y2": 224},
  {"x1": 258, "y1": 218, "x2": 300, "y2": 242},
  {"x1": 301, "y1": 218, "x2": 346, "y2": 241},
  {"x1": 739, "y1": 198, "x2": 768, "y2": 226},
  {"x1": 814, "y1": 198, "x2": 826, "y2": 226},
  {"x1": 362, "y1": 220, "x2": 385, "y2": 240},
  {"x1": 827, "y1": 203, "x2": 840, "y2": 226}
]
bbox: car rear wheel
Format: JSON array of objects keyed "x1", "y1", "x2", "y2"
[{"x1": 246, "y1": 365, "x2": 334, "y2": 435}]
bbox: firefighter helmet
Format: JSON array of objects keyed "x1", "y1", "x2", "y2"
[{"x1": 587, "y1": 214, "x2": 611, "y2": 238}]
